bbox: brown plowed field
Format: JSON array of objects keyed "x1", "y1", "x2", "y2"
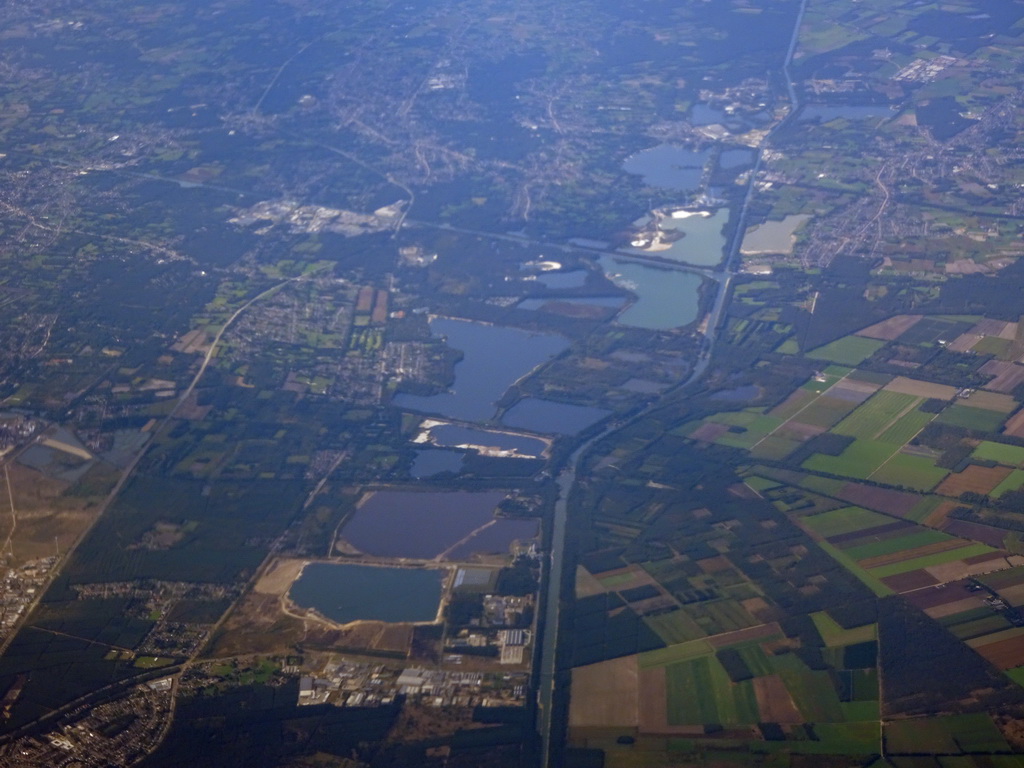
[
  {"x1": 964, "y1": 391, "x2": 1018, "y2": 413},
  {"x1": 837, "y1": 483, "x2": 919, "y2": 516},
  {"x1": 570, "y1": 655, "x2": 639, "y2": 727},
  {"x1": 754, "y1": 675, "x2": 803, "y2": 724},
  {"x1": 937, "y1": 465, "x2": 1013, "y2": 497},
  {"x1": 883, "y1": 376, "x2": 958, "y2": 400},
  {"x1": 706, "y1": 622, "x2": 781, "y2": 649},
  {"x1": 977, "y1": 636, "x2": 1024, "y2": 670},
  {"x1": 1003, "y1": 409, "x2": 1024, "y2": 439},
  {"x1": 981, "y1": 361, "x2": 1024, "y2": 394},
  {"x1": 881, "y1": 570, "x2": 938, "y2": 591},
  {"x1": 858, "y1": 539, "x2": 969, "y2": 570},
  {"x1": 925, "y1": 554, "x2": 1008, "y2": 583},
  {"x1": 856, "y1": 315, "x2": 922, "y2": 340}
]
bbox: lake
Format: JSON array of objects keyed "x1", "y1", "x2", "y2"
[
  {"x1": 629, "y1": 209, "x2": 727, "y2": 267},
  {"x1": 340, "y1": 490, "x2": 507, "y2": 559},
  {"x1": 502, "y1": 398, "x2": 610, "y2": 435},
  {"x1": 289, "y1": 563, "x2": 442, "y2": 624},
  {"x1": 410, "y1": 449, "x2": 464, "y2": 478},
  {"x1": 741, "y1": 214, "x2": 812, "y2": 255},
  {"x1": 599, "y1": 256, "x2": 704, "y2": 330},
  {"x1": 447, "y1": 518, "x2": 540, "y2": 560},
  {"x1": 623, "y1": 144, "x2": 710, "y2": 191},
  {"x1": 393, "y1": 317, "x2": 568, "y2": 422}
]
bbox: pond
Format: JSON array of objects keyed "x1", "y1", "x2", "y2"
[
  {"x1": 599, "y1": 256, "x2": 704, "y2": 330},
  {"x1": 502, "y1": 398, "x2": 611, "y2": 435},
  {"x1": 339, "y1": 490, "x2": 507, "y2": 559},
  {"x1": 289, "y1": 563, "x2": 442, "y2": 624},
  {"x1": 623, "y1": 144, "x2": 710, "y2": 191},
  {"x1": 393, "y1": 318, "x2": 568, "y2": 422}
]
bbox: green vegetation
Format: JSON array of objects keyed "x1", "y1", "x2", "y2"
[{"x1": 807, "y1": 337, "x2": 886, "y2": 366}]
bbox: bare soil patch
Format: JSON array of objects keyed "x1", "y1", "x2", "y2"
[
  {"x1": 981, "y1": 361, "x2": 1024, "y2": 393},
  {"x1": 856, "y1": 315, "x2": 922, "y2": 341},
  {"x1": 977, "y1": 636, "x2": 1024, "y2": 670},
  {"x1": 1003, "y1": 409, "x2": 1024, "y2": 439},
  {"x1": 707, "y1": 622, "x2": 780, "y2": 649},
  {"x1": 836, "y1": 483, "x2": 919, "y2": 517},
  {"x1": 754, "y1": 675, "x2": 803, "y2": 724},
  {"x1": 570, "y1": 655, "x2": 639, "y2": 728},
  {"x1": 881, "y1": 570, "x2": 938, "y2": 592},
  {"x1": 883, "y1": 376, "x2": 957, "y2": 400},
  {"x1": 858, "y1": 539, "x2": 970, "y2": 570},
  {"x1": 937, "y1": 465, "x2": 1013, "y2": 497},
  {"x1": 925, "y1": 554, "x2": 1009, "y2": 583}
]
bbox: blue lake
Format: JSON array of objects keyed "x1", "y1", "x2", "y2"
[
  {"x1": 502, "y1": 398, "x2": 610, "y2": 435},
  {"x1": 623, "y1": 144, "x2": 709, "y2": 191},
  {"x1": 393, "y1": 317, "x2": 568, "y2": 422},
  {"x1": 289, "y1": 563, "x2": 442, "y2": 624},
  {"x1": 599, "y1": 256, "x2": 704, "y2": 330},
  {"x1": 342, "y1": 490, "x2": 507, "y2": 559},
  {"x1": 410, "y1": 449, "x2": 464, "y2": 478}
]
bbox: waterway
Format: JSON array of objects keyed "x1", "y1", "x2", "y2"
[
  {"x1": 289, "y1": 563, "x2": 442, "y2": 624},
  {"x1": 599, "y1": 256, "x2": 704, "y2": 330},
  {"x1": 393, "y1": 317, "x2": 569, "y2": 422}
]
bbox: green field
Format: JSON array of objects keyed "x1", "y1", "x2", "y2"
[
  {"x1": 818, "y1": 542, "x2": 894, "y2": 597},
  {"x1": 877, "y1": 408, "x2": 934, "y2": 445},
  {"x1": 833, "y1": 391, "x2": 918, "y2": 441},
  {"x1": 973, "y1": 441, "x2": 1024, "y2": 467},
  {"x1": 802, "y1": 507, "x2": 894, "y2": 538},
  {"x1": 843, "y1": 529, "x2": 952, "y2": 562},
  {"x1": 794, "y1": 396, "x2": 860, "y2": 429},
  {"x1": 804, "y1": 439, "x2": 896, "y2": 479},
  {"x1": 886, "y1": 713, "x2": 1009, "y2": 754},
  {"x1": 640, "y1": 638, "x2": 714, "y2": 668},
  {"x1": 870, "y1": 452, "x2": 949, "y2": 491},
  {"x1": 807, "y1": 336, "x2": 886, "y2": 366},
  {"x1": 645, "y1": 609, "x2": 707, "y2": 645},
  {"x1": 992, "y1": 469, "x2": 1024, "y2": 499},
  {"x1": 748, "y1": 434, "x2": 800, "y2": 460},
  {"x1": 665, "y1": 656, "x2": 760, "y2": 725},
  {"x1": 936, "y1": 404, "x2": 1008, "y2": 432},
  {"x1": 868, "y1": 543, "x2": 994, "y2": 578},
  {"x1": 811, "y1": 611, "x2": 877, "y2": 647},
  {"x1": 776, "y1": 665, "x2": 845, "y2": 722}
]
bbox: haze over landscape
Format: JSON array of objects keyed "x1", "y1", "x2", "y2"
[{"x1": 2, "y1": 0, "x2": 1024, "y2": 766}]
